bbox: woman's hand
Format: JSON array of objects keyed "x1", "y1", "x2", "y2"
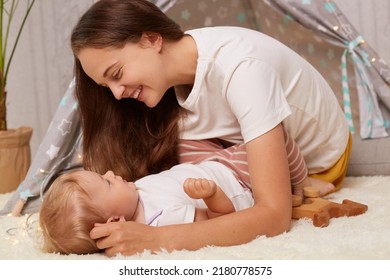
[{"x1": 90, "y1": 221, "x2": 163, "y2": 257}]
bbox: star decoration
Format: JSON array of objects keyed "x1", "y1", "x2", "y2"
[
  {"x1": 324, "y1": 2, "x2": 336, "y2": 13},
  {"x1": 197, "y1": 1, "x2": 207, "y2": 12},
  {"x1": 181, "y1": 9, "x2": 191, "y2": 21},
  {"x1": 46, "y1": 145, "x2": 60, "y2": 160},
  {"x1": 237, "y1": 12, "x2": 246, "y2": 23},
  {"x1": 60, "y1": 95, "x2": 67, "y2": 107},
  {"x1": 58, "y1": 119, "x2": 72, "y2": 136},
  {"x1": 204, "y1": 16, "x2": 213, "y2": 26}
]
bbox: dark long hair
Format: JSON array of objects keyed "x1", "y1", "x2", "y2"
[{"x1": 71, "y1": 0, "x2": 185, "y2": 181}]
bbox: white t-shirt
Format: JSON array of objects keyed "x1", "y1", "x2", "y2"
[
  {"x1": 175, "y1": 26, "x2": 349, "y2": 173},
  {"x1": 135, "y1": 161, "x2": 253, "y2": 227}
]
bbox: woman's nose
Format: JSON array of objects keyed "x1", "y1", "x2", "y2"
[{"x1": 109, "y1": 84, "x2": 125, "y2": 100}]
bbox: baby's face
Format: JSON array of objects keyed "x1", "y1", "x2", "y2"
[{"x1": 77, "y1": 170, "x2": 139, "y2": 221}]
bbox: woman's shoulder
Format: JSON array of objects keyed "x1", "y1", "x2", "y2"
[
  {"x1": 185, "y1": 26, "x2": 259, "y2": 36},
  {"x1": 186, "y1": 26, "x2": 267, "y2": 60},
  {"x1": 186, "y1": 26, "x2": 280, "y2": 55}
]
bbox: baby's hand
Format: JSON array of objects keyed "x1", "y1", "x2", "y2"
[{"x1": 183, "y1": 178, "x2": 217, "y2": 199}]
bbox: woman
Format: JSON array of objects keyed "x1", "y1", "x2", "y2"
[{"x1": 70, "y1": 0, "x2": 351, "y2": 256}]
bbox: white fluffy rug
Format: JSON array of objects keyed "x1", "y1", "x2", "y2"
[{"x1": 1, "y1": 176, "x2": 390, "y2": 260}]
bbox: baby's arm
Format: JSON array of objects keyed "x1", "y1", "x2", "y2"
[{"x1": 183, "y1": 178, "x2": 235, "y2": 220}]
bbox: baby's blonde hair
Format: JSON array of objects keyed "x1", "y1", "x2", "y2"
[{"x1": 39, "y1": 171, "x2": 107, "y2": 254}]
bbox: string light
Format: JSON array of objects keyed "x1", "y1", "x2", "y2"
[
  {"x1": 39, "y1": 168, "x2": 48, "y2": 174},
  {"x1": 5, "y1": 213, "x2": 41, "y2": 246},
  {"x1": 38, "y1": 133, "x2": 83, "y2": 201},
  {"x1": 3, "y1": 132, "x2": 83, "y2": 246}
]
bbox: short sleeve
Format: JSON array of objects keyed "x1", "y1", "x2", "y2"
[{"x1": 225, "y1": 59, "x2": 292, "y2": 143}]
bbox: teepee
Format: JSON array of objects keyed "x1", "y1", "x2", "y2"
[{"x1": 1, "y1": 0, "x2": 389, "y2": 215}]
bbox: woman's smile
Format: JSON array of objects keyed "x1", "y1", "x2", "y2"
[{"x1": 130, "y1": 85, "x2": 143, "y2": 100}]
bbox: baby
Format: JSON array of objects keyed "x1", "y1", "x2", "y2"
[
  {"x1": 39, "y1": 161, "x2": 254, "y2": 255},
  {"x1": 39, "y1": 131, "x2": 335, "y2": 255}
]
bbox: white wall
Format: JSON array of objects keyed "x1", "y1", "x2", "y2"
[
  {"x1": 6, "y1": 0, "x2": 390, "y2": 157},
  {"x1": 6, "y1": 0, "x2": 94, "y2": 157}
]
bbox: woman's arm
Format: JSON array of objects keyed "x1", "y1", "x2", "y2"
[{"x1": 90, "y1": 124, "x2": 292, "y2": 256}]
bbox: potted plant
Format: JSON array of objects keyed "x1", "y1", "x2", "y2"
[{"x1": 0, "y1": 0, "x2": 36, "y2": 193}]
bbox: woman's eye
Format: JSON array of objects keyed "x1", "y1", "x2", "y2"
[{"x1": 113, "y1": 68, "x2": 123, "y2": 80}]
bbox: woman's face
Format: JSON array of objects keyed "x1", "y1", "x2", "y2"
[{"x1": 77, "y1": 35, "x2": 169, "y2": 108}]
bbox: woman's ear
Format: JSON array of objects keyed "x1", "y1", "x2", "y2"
[{"x1": 140, "y1": 32, "x2": 163, "y2": 52}]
